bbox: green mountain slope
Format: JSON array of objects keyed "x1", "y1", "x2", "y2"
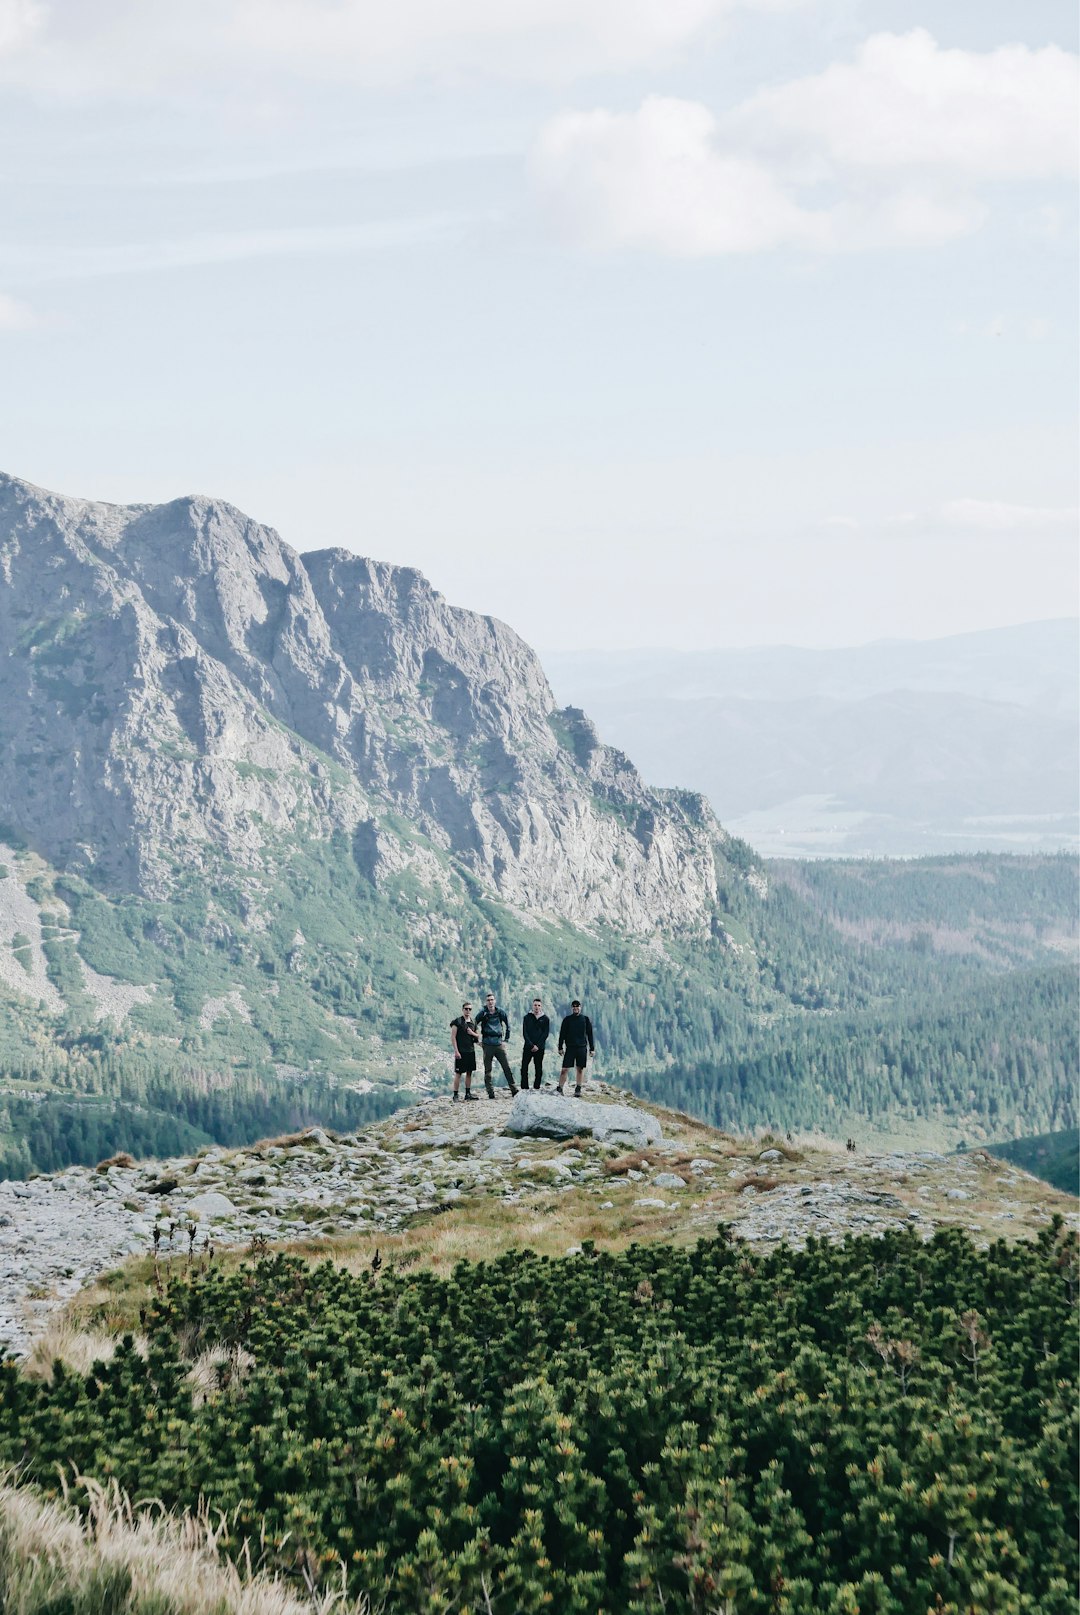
[
  {"x1": 986, "y1": 1129, "x2": 1080, "y2": 1194},
  {"x1": 1, "y1": 836, "x2": 1076, "y2": 1173}
]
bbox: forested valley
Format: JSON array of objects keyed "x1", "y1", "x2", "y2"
[{"x1": 0, "y1": 848, "x2": 1075, "y2": 1176}]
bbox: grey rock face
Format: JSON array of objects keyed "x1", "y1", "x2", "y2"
[
  {"x1": 185, "y1": 1191, "x2": 236, "y2": 1220},
  {"x1": 0, "y1": 472, "x2": 739, "y2": 931},
  {"x1": 505, "y1": 1092, "x2": 661, "y2": 1147}
]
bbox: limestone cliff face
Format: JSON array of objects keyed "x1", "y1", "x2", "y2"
[{"x1": 0, "y1": 472, "x2": 733, "y2": 931}]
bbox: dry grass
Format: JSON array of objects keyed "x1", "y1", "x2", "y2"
[
  {"x1": 94, "y1": 1152, "x2": 136, "y2": 1174},
  {"x1": 23, "y1": 1317, "x2": 133, "y2": 1384},
  {"x1": 604, "y1": 1147, "x2": 694, "y2": 1179},
  {"x1": 187, "y1": 1346, "x2": 256, "y2": 1408},
  {"x1": 0, "y1": 1476, "x2": 370, "y2": 1615},
  {"x1": 246, "y1": 1131, "x2": 337, "y2": 1154},
  {"x1": 733, "y1": 1175, "x2": 781, "y2": 1193}
]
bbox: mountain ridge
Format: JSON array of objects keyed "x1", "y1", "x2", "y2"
[{"x1": 0, "y1": 469, "x2": 729, "y2": 931}]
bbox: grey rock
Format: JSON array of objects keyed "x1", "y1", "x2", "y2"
[
  {"x1": 946, "y1": 1188, "x2": 971, "y2": 1201},
  {"x1": 758, "y1": 1149, "x2": 784, "y2": 1163},
  {"x1": 634, "y1": 1197, "x2": 668, "y2": 1208},
  {"x1": 653, "y1": 1172, "x2": 687, "y2": 1190},
  {"x1": 186, "y1": 1191, "x2": 236, "y2": 1220},
  {"x1": 505, "y1": 1093, "x2": 661, "y2": 1147}
]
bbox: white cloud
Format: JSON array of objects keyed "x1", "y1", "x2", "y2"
[
  {"x1": 0, "y1": 0, "x2": 802, "y2": 94},
  {"x1": 533, "y1": 98, "x2": 817, "y2": 254},
  {"x1": 892, "y1": 499, "x2": 1079, "y2": 538},
  {"x1": 0, "y1": 291, "x2": 38, "y2": 329},
  {"x1": 533, "y1": 31, "x2": 1078, "y2": 255},
  {"x1": 734, "y1": 30, "x2": 1078, "y2": 182}
]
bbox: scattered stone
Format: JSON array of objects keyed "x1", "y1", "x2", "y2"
[{"x1": 0, "y1": 1084, "x2": 1073, "y2": 1360}]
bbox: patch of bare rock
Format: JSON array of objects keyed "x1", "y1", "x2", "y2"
[{"x1": 1, "y1": 1081, "x2": 1074, "y2": 1358}]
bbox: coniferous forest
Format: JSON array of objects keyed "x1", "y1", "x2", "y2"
[{"x1": 3, "y1": 1224, "x2": 1076, "y2": 1614}]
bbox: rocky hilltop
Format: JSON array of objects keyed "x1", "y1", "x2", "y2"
[
  {"x1": 0, "y1": 472, "x2": 727, "y2": 932},
  {"x1": 6, "y1": 1084, "x2": 1075, "y2": 1360}
]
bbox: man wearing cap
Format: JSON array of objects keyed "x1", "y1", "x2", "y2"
[{"x1": 556, "y1": 1000, "x2": 595, "y2": 1098}]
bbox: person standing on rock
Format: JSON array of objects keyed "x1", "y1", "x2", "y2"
[
  {"x1": 520, "y1": 996, "x2": 550, "y2": 1091},
  {"x1": 450, "y1": 1002, "x2": 479, "y2": 1102},
  {"x1": 557, "y1": 1000, "x2": 595, "y2": 1097},
  {"x1": 476, "y1": 992, "x2": 518, "y2": 1098}
]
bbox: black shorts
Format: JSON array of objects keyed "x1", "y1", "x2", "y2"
[
  {"x1": 561, "y1": 1047, "x2": 589, "y2": 1071},
  {"x1": 454, "y1": 1054, "x2": 476, "y2": 1075}
]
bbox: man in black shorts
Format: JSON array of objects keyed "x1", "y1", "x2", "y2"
[
  {"x1": 521, "y1": 996, "x2": 550, "y2": 1090},
  {"x1": 476, "y1": 992, "x2": 518, "y2": 1098},
  {"x1": 556, "y1": 1000, "x2": 595, "y2": 1097},
  {"x1": 450, "y1": 1002, "x2": 479, "y2": 1101}
]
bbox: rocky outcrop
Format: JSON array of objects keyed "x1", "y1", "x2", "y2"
[
  {"x1": 4, "y1": 1084, "x2": 1074, "y2": 1358},
  {"x1": 505, "y1": 1091, "x2": 661, "y2": 1146},
  {"x1": 0, "y1": 473, "x2": 735, "y2": 931}
]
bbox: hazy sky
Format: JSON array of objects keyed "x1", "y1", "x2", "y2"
[{"x1": 1, "y1": 0, "x2": 1076, "y2": 653}]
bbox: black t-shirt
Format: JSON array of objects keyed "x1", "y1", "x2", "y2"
[
  {"x1": 559, "y1": 1013, "x2": 594, "y2": 1051},
  {"x1": 451, "y1": 1016, "x2": 477, "y2": 1051}
]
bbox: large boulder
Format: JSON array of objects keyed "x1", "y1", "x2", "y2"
[{"x1": 505, "y1": 1093, "x2": 661, "y2": 1149}]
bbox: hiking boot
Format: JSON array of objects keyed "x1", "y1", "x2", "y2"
[
  {"x1": 486, "y1": 1085, "x2": 496, "y2": 1099},
  {"x1": 464, "y1": 1091, "x2": 479, "y2": 1102},
  {"x1": 533, "y1": 1078, "x2": 542, "y2": 1090},
  {"x1": 555, "y1": 1086, "x2": 565, "y2": 1096},
  {"x1": 509, "y1": 1085, "x2": 519, "y2": 1098},
  {"x1": 451, "y1": 1092, "x2": 460, "y2": 1102},
  {"x1": 574, "y1": 1085, "x2": 582, "y2": 1098}
]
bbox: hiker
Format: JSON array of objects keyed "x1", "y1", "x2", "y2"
[
  {"x1": 556, "y1": 1000, "x2": 595, "y2": 1097},
  {"x1": 521, "y1": 996, "x2": 550, "y2": 1090},
  {"x1": 476, "y1": 991, "x2": 518, "y2": 1098},
  {"x1": 450, "y1": 1001, "x2": 479, "y2": 1102}
]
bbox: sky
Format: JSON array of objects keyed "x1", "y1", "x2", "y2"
[{"x1": 0, "y1": 0, "x2": 1076, "y2": 655}]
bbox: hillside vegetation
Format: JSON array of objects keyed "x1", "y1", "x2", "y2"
[
  {"x1": 0, "y1": 848, "x2": 1076, "y2": 1174},
  {"x1": 4, "y1": 1222, "x2": 1076, "y2": 1614},
  {"x1": 986, "y1": 1130, "x2": 1079, "y2": 1196}
]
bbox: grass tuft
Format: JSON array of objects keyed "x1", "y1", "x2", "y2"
[
  {"x1": 94, "y1": 1153, "x2": 136, "y2": 1174},
  {"x1": 0, "y1": 1475, "x2": 370, "y2": 1614}
]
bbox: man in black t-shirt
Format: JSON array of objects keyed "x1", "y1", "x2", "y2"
[
  {"x1": 475, "y1": 992, "x2": 518, "y2": 1098},
  {"x1": 556, "y1": 1000, "x2": 595, "y2": 1097},
  {"x1": 521, "y1": 996, "x2": 550, "y2": 1090},
  {"x1": 449, "y1": 1002, "x2": 479, "y2": 1101}
]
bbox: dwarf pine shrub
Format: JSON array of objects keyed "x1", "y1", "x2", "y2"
[{"x1": 1, "y1": 1222, "x2": 1076, "y2": 1613}]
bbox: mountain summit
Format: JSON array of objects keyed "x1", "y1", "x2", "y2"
[{"x1": 0, "y1": 472, "x2": 730, "y2": 932}]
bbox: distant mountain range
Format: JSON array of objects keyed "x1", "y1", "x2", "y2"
[{"x1": 544, "y1": 621, "x2": 1079, "y2": 858}]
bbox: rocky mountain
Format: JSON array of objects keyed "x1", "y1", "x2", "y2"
[
  {"x1": 0, "y1": 472, "x2": 725, "y2": 933},
  {"x1": 0, "y1": 472, "x2": 1074, "y2": 1178}
]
